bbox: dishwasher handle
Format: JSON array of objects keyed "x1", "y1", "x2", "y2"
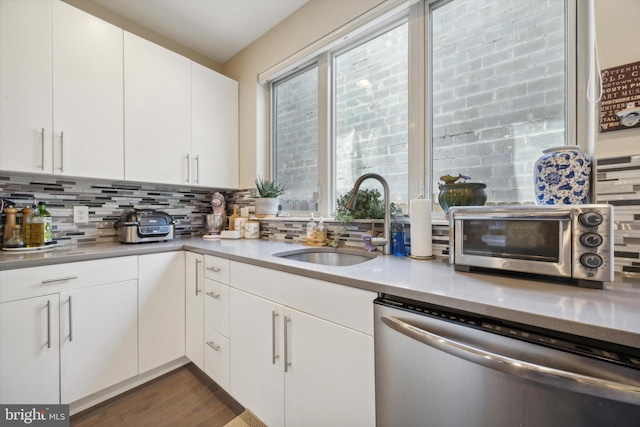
[{"x1": 381, "y1": 315, "x2": 640, "y2": 406}]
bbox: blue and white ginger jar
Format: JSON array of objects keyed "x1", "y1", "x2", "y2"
[{"x1": 534, "y1": 146, "x2": 591, "y2": 205}]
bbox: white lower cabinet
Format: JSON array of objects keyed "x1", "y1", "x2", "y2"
[
  {"x1": 230, "y1": 289, "x2": 285, "y2": 426},
  {"x1": 185, "y1": 251, "x2": 205, "y2": 370},
  {"x1": 0, "y1": 256, "x2": 139, "y2": 405},
  {"x1": 138, "y1": 252, "x2": 186, "y2": 373},
  {"x1": 204, "y1": 326, "x2": 230, "y2": 391},
  {"x1": 59, "y1": 280, "x2": 138, "y2": 404},
  {"x1": 0, "y1": 294, "x2": 60, "y2": 404},
  {"x1": 229, "y1": 262, "x2": 376, "y2": 427}
]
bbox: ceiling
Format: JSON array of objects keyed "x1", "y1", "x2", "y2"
[{"x1": 94, "y1": 0, "x2": 310, "y2": 64}]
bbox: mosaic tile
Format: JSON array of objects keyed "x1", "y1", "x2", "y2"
[{"x1": 595, "y1": 155, "x2": 640, "y2": 276}]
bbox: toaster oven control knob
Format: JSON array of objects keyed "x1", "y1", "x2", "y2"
[
  {"x1": 580, "y1": 253, "x2": 603, "y2": 269},
  {"x1": 579, "y1": 211, "x2": 603, "y2": 227},
  {"x1": 580, "y1": 232, "x2": 603, "y2": 248}
]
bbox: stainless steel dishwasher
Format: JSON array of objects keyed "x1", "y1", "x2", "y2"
[{"x1": 374, "y1": 295, "x2": 640, "y2": 427}]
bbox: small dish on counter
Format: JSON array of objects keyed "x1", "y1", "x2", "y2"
[{"x1": 2, "y1": 244, "x2": 58, "y2": 253}]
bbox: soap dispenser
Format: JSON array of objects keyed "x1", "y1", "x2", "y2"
[
  {"x1": 392, "y1": 206, "x2": 406, "y2": 257},
  {"x1": 317, "y1": 216, "x2": 327, "y2": 242},
  {"x1": 306, "y1": 213, "x2": 317, "y2": 240}
]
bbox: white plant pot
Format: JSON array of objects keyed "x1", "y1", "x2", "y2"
[{"x1": 255, "y1": 198, "x2": 280, "y2": 218}]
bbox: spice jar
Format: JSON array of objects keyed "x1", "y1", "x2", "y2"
[
  {"x1": 2, "y1": 206, "x2": 18, "y2": 247},
  {"x1": 5, "y1": 225, "x2": 25, "y2": 248}
]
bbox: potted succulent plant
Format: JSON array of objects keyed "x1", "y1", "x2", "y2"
[
  {"x1": 437, "y1": 173, "x2": 487, "y2": 214},
  {"x1": 254, "y1": 176, "x2": 286, "y2": 218}
]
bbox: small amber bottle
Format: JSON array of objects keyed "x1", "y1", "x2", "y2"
[{"x1": 228, "y1": 205, "x2": 239, "y2": 231}]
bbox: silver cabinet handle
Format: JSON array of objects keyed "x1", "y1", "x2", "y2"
[
  {"x1": 59, "y1": 132, "x2": 64, "y2": 172},
  {"x1": 186, "y1": 153, "x2": 190, "y2": 183},
  {"x1": 206, "y1": 341, "x2": 220, "y2": 351},
  {"x1": 206, "y1": 291, "x2": 220, "y2": 299},
  {"x1": 68, "y1": 296, "x2": 73, "y2": 342},
  {"x1": 40, "y1": 128, "x2": 45, "y2": 170},
  {"x1": 46, "y1": 299, "x2": 51, "y2": 349},
  {"x1": 381, "y1": 315, "x2": 640, "y2": 406},
  {"x1": 284, "y1": 315, "x2": 291, "y2": 372},
  {"x1": 195, "y1": 155, "x2": 200, "y2": 184},
  {"x1": 272, "y1": 311, "x2": 280, "y2": 364},
  {"x1": 206, "y1": 266, "x2": 221, "y2": 273},
  {"x1": 195, "y1": 258, "x2": 202, "y2": 295},
  {"x1": 41, "y1": 275, "x2": 78, "y2": 284}
]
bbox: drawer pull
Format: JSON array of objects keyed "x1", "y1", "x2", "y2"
[
  {"x1": 42, "y1": 275, "x2": 78, "y2": 284},
  {"x1": 284, "y1": 315, "x2": 291, "y2": 372},
  {"x1": 206, "y1": 291, "x2": 220, "y2": 299},
  {"x1": 206, "y1": 341, "x2": 220, "y2": 351},
  {"x1": 195, "y1": 259, "x2": 202, "y2": 295},
  {"x1": 207, "y1": 266, "x2": 221, "y2": 273},
  {"x1": 68, "y1": 296, "x2": 73, "y2": 342},
  {"x1": 272, "y1": 311, "x2": 280, "y2": 364},
  {"x1": 46, "y1": 299, "x2": 51, "y2": 349}
]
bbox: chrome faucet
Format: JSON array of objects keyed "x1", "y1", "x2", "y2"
[{"x1": 345, "y1": 173, "x2": 390, "y2": 255}]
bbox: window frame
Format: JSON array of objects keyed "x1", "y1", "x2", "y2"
[{"x1": 268, "y1": 0, "x2": 587, "y2": 219}]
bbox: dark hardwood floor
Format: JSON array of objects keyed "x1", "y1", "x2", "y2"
[{"x1": 71, "y1": 364, "x2": 244, "y2": 427}]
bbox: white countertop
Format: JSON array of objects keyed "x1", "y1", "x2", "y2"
[{"x1": 2, "y1": 238, "x2": 639, "y2": 348}]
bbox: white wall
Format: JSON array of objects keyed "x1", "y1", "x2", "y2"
[
  {"x1": 594, "y1": 0, "x2": 640, "y2": 159},
  {"x1": 222, "y1": 0, "x2": 384, "y2": 189},
  {"x1": 224, "y1": 0, "x2": 640, "y2": 188}
]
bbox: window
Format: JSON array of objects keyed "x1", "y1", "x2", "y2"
[
  {"x1": 273, "y1": 65, "x2": 319, "y2": 212},
  {"x1": 269, "y1": 0, "x2": 582, "y2": 217},
  {"x1": 335, "y1": 24, "x2": 409, "y2": 203},
  {"x1": 272, "y1": 22, "x2": 410, "y2": 216},
  {"x1": 430, "y1": 0, "x2": 572, "y2": 206}
]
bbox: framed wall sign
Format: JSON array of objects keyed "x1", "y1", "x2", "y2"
[{"x1": 600, "y1": 61, "x2": 640, "y2": 132}]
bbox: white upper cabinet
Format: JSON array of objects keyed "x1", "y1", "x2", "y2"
[
  {"x1": 192, "y1": 62, "x2": 238, "y2": 188},
  {"x1": 0, "y1": 0, "x2": 124, "y2": 179},
  {"x1": 124, "y1": 31, "x2": 192, "y2": 185},
  {"x1": 0, "y1": 0, "x2": 53, "y2": 174},
  {"x1": 52, "y1": 1, "x2": 124, "y2": 180}
]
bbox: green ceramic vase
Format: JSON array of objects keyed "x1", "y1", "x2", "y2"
[{"x1": 437, "y1": 183, "x2": 487, "y2": 213}]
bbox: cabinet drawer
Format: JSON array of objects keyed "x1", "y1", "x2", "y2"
[
  {"x1": 204, "y1": 326, "x2": 230, "y2": 392},
  {"x1": 0, "y1": 256, "x2": 138, "y2": 303},
  {"x1": 204, "y1": 255, "x2": 229, "y2": 284},
  {"x1": 230, "y1": 261, "x2": 376, "y2": 336},
  {"x1": 204, "y1": 279, "x2": 229, "y2": 337}
]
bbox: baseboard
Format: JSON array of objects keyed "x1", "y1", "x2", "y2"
[{"x1": 69, "y1": 357, "x2": 190, "y2": 415}]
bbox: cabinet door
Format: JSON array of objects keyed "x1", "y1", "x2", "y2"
[
  {"x1": 204, "y1": 326, "x2": 230, "y2": 392},
  {"x1": 0, "y1": 0, "x2": 53, "y2": 174},
  {"x1": 0, "y1": 295, "x2": 60, "y2": 404},
  {"x1": 124, "y1": 31, "x2": 191, "y2": 185},
  {"x1": 60, "y1": 280, "x2": 138, "y2": 404},
  {"x1": 139, "y1": 252, "x2": 185, "y2": 374},
  {"x1": 284, "y1": 307, "x2": 376, "y2": 427},
  {"x1": 52, "y1": 1, "x2": 124, "y2": 179},
  {"x1": 230, "y1": 289, "x2": 285, "y2": 427},
  {"x1": 192, "y1": 62, "x2": 238, "y2": 188},
  {"x1": 185, "y1": 252, "x2": 205, "y2": 370},
  {"x1": 204, "y1": 279, "x2": 230, "y2": 337}
]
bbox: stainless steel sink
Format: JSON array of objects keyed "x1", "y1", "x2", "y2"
[{"x1": 272, "y1": 247, "x2": 376, "y2": 266}]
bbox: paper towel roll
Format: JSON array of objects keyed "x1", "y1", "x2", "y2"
[{"x1": 410, "y1": 199, "x2": 432, "y2": 258}]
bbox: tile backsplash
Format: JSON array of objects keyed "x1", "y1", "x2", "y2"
[
  {"x1": 595, "y1": 155, "x2": 640, "y2": 276},
  {"x1": 0, "y1": 172, "x2": 448, "y2": 257},
  {"x1": 0, "y1": 172, "x2": 235, "y2": 245}
]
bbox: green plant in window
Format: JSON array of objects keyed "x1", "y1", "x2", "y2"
[
  {"x1": 328, "y1": 188, "x2": 397, "y2": 248},
  {"x1": 254, "y1": 176, "x2": 286, "y2": 198}
]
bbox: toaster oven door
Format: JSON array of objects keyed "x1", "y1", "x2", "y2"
[{"x1": 453, "y1": 215, "x2": 572, "y2": 277}]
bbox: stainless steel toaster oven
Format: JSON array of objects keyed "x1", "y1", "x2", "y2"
[{"x1": 449, "y1": 204, "x2": 614, "y2": 288}]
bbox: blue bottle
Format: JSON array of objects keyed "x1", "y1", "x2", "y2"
[{"x1": 392, "y1": 206, "x2": 406, "y2": 257}]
